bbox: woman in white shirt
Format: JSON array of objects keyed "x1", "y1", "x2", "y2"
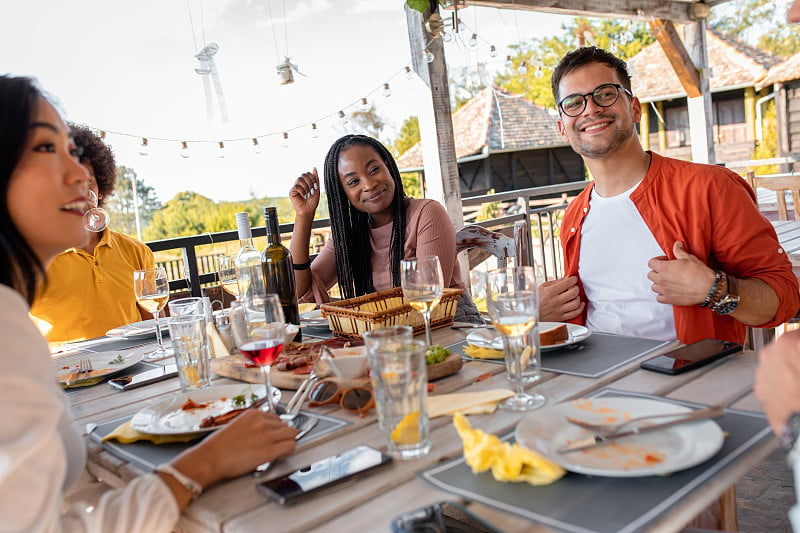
[{"x1": 0, "y1": 74, "x2": 298, "y2": 532}]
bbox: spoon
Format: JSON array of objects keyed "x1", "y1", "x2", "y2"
[{"x1": 280, "y1": 349, "x2": 333, "y2": 421}]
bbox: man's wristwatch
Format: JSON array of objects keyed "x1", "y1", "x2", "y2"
[
  {"x1": 712, "y1": 273, "x2": 740, "y2": 315},
  {"x1": 782, "y1": 412, "x2": 800, "y2": 462}
]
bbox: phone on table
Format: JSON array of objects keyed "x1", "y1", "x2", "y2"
[
  {"x1": 391, "y1": 500, "x2": 502, "y2": 533},
  {"x1": 640, "y1": 339, "x2": 742, "y2": 375},
  {"x1": 257, "y1": 445, "x2": 392, "y2": 504},
  {"x1": 108, "y1": 364, "x2": 178, "y2": 390}
]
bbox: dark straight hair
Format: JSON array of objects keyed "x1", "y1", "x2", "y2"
[
  {"x1": 323, "y1": 135, "x2": 406, "y2": 300},
  {"x1": 0, "y1": 75, "x2": 46, "y2": 304}
]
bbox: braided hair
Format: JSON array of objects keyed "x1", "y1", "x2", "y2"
[{"x1": 323, "y1": 135, "x2": 406, "y2": 300}]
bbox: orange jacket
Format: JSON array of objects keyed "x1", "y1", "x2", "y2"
[{"x1": 561, "y1": 152, "x2": 799, "y2": 344}]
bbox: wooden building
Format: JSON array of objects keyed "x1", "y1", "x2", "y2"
[
  {"x1": 395, "y1": 87, "x2": 585, "y2": 194},
  {"x1": 756, "y1": 51, "x2": 800, "y2": 171}
]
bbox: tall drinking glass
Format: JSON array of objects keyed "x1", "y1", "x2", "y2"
[
  {"x1": 133, "y1": 267, "x2": 171, "y2": 361},
  {"x1": 217, "y1": 255, "x2": 241, "y2": 300},
  {"x1": 401, "y1": 256, "x2": 443, "y2": 346},
  {"x1": 486, "y1": 266, "x2": 545, "y2": 411}
]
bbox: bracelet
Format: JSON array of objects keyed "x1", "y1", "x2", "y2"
[
  {"x1": 155, "y1": 464, "x2": 203, "y2": 501},
  {"x1": 292, "y1": 260, "x2": 312, "y2": 271},
  {"x1": 700, "y1": 269, "x2": 722, "y2": 308},
  {"x1": 708, "y1": 271, "x2": 729, "y2": 310}
]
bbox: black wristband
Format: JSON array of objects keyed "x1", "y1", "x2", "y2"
[
  {"x1": 292, "y1": 261, "x2": 312, "y2": 271},
  {"x1": 700, "y1": 269, "x2": 722, "y2": 308}
]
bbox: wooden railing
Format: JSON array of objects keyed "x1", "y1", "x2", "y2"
[{"x1": 146, "y1": 182, "x2": 588, "y2": 296}]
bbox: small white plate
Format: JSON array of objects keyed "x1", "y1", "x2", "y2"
[
  {"x1": 465, "y1": 322, "x2": 591, "y2": 352},
  {"x1": 56, "y1": 350, "x2": 144, "y2": 384},
  {"x1": 106, "y1": 319, "x2": 168, "y2": 339},
  {"x1": 515, "y1": 397, "x2": 724, "y2": 477},
  {"x1": 130, "y1": 384, "x2": 282, "y2": 436},
  {"x1": 300, "y1": 309, "x2": 329, "y2": 328}
]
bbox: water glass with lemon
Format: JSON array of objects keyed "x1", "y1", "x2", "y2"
[
  {"x1": 367, "y1": 337, "x2": 431, "y2": 459},
  {"x1": 167, "y1": 314, "x2": 212, "y2": 391}
]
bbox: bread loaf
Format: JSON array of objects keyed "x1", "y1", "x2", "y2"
[{"x1": 539, "y1": 323, "x2": 569, "y2": 346}]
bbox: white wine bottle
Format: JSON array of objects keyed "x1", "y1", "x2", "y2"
[
  {"x1": 234, "y1": 212, "x2": 265, "y2": 302},
  {"x1": 261, "y1": 206, "x2": 301, "y2": 342}
]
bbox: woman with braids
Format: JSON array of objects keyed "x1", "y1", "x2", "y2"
[
  {"x1": 0, "y1": 74, "x2": 297, "y2": 531},
  {"x1": 289, "y1": 134, "x2": 482, "y2": 323}
]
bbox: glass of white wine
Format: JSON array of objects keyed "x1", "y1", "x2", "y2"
[
  {"x1": 486, "y1": 266, "x2": 545, "y2": 411},
  {"x1": 218, "y1": 255, "x2": 241, "y2": 300},
  {"x1": 134, "y1": 267, "x2": 171, "y2": 361},
  {"x1": 401, "y1": 256, "x2": 443, "y2": 346}
]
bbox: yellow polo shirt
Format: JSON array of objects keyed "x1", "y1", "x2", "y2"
[{"x1": 30, "y1": 229, "x2": 155, "y2": 343}]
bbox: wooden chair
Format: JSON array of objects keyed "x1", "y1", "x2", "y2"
[{"x1": 747, "y1": 171, "x2": 800, "y2": 220}]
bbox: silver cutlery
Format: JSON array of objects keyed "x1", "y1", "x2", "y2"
[
  {"x1": 451, "y1": 322, "x2": 494, "y2": 329},
  {"x1": 66, "y1": 358, "x2": 94, "y2": 386},
  {"x1": 565, "y1": 405, "x2": 724, "y2": 437},
  {"x1": 253, "y1": 414, "x2": 319, "y2": 476}
]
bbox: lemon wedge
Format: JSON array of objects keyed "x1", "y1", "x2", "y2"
[
  {"x1": 182, "y1": 365, "x2": 200, "y2": 387},
  {"x1": 391, "y1": 411, "x2": 421, "y2": 445}
]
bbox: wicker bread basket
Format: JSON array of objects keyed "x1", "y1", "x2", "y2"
[{"x1": 320, "y1": 287, "x2": 462, "y2": 338}]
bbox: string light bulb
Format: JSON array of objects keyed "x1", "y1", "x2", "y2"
[
  {"x1": 517, "y1": 61, "x2": 528, "y2": 75},
  {"x1": 180, "y1": 141, "x2": 190, "y2": 158},
  {"x1": 534, "y1": 66, "x2": 544, "y2": 79},
  {"x1": 217, "y1": 141, "x2": 225, "y2": 158},
  {"x1": 609, "y1": 41, "x2": 619, "y2": 54},
  {"x1": 505, "y1": 55, "x2": 513, "y2": 69},
  {"x1": 281, "y1": 132, "x2": 289, "y2": 148},
  {"x1": 99, "y1": 131, "x2": 107, "y2": 140},
  {"x1": 360, "y1": 97, "x2": 370, "y2": 112},
  {"x1": 252, "y1": 138, "x2": 262, "y2": 154},
  {"x1": 139, "y1": 138, "x2": 149, "y2": 156},
  {"x1": 443, "y1": 31, "x2": 452, "y2": 43},
  {"x1": 468, "y1": 33, "x2": 478, "y2": 48},
  {"x1": 489, "y1": 45, "x2": 497, "y2": 58},
  {"x1": 423, "y1": 49, "x2": 435, "y2": 63},
  {"x1": 338, "y1": 110, "x2": 349, "y2": 124},
  {"x1": 311, "y1": 123, "x2": 319, "y2": 138},
  {"x1": 383, "y1": 83, "x2": 392, "y2": 97},
  {"x1": 404, "y1": 66, "x2": 413, "y2": 80}
]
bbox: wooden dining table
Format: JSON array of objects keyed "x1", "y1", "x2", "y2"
[{"x1": 67, "y1": 325, "x2": 775, "y2": 533}]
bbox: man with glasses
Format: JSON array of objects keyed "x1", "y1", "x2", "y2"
[{"x1": 551, "y1": 46, "x2": 798, "y2": 345}]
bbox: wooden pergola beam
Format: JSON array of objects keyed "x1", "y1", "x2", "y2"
[
  {"x1": 648, "y1": 19, "x2": 702, "y2": 98},
  {"x1": 457, "y1": 0, "x2": 717, "y2": 24}
]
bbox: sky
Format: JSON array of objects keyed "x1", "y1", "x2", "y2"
[{"x1": 1, "y1": 1, "x2": 576, "y2": 203}]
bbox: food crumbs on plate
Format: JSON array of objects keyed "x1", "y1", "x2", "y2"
[
  {"x1": 427, "y1": 383, "x2": 435, "y2": 393},
  {"x1": 475, "y1": 373, "x2": 492, "y2": 383},
  {"x1": 391, "y1": 411, "x2": 421, "y2": 445},
  {"x1": 108, "y1": 354, "x2": 124, "y2": 365}
]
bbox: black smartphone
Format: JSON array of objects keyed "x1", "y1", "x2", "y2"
[
  {"x1": 257, "y1": 445, "x2": 392, "y2": 504},
  {"x1": 391, "y1": 501, "x2": 502, "y2": 533},
  {"x1": 640, "y1": 339, "x2": 742, "y2": 375},
  {"x1": 108, "y1": 364, "x2": 178, "y2": 390}
]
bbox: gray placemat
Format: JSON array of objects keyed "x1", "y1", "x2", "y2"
[
  {"x1": 89, "y1": 410, "x2": 350, "y2": 472},
  {"x1": 452, "y1": 333, "x2": 669, "y2": 378},
  {"x1": 420, "y1": 389, "x2": 772, "y2": 533}
]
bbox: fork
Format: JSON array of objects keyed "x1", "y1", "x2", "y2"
[
  {"x1": 565, "y1": 405, "x2": 724, "y2": 437},
  {"x1": 67, "y1": 358, "x2": 93, "y2": 385}
]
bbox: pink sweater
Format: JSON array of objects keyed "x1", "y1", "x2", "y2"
[{"x1": 301, "y1": 198, "x2": 466, "y2": 304}]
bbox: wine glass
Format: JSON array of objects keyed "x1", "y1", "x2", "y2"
[
  {"x1": 401, "y1": 256, "x2": 443, "y2": 346},
  {"x1": 83, "y1": 189, "x2": 109, "y2": 232},
  {"x1": 486, "y1": 266, "x2": 545, "y2": 411},
  {"x1": 232, "y1": 293, "x2": 285, "y2": 414},
  {"x1": 217, "y1": 255, "x2": 241, "y2": 300},
  {"x1": 133, "y1": 267, "x2": 171, "y2": 361}
]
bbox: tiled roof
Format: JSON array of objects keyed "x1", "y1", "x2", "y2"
[
  {"x1": 396, "y1": 87, "x2": 565, "y2": 171},
  {"x1": 629, "y1": 27, "x2": 782, "y2": 101},
  {"x1": 757, "y1": 51, "x2": 800, "y2": 90}
]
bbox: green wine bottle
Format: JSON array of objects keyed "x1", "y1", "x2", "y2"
[{"x1": 261, "y1": 206, "x2": 301, "y2": 342}]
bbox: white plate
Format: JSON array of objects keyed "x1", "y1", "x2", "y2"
[
  {"x1": 300, "y1": 309, "x2": 329, "y2": 327},
  {"x1": 56, "y1": 350, "x2": 144, "y2": 384},
  {"x1": 106, "y1": 319, "x2": 168, "y2": 339},
  {"x1": 465, "y1": 322, "x2": 591, "y2": 352},
  {"x1": 515, "y1": 397, "x2": 724, "y2": 477},
  {"x1": 130, "y1": 383, "x2": 282, "y2": 436}
]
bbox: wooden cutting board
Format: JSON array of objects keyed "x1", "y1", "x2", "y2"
[{"x1": 211, "y1": 351, "x2": 463, "y2": 390}]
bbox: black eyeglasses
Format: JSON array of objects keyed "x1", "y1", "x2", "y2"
[{"x1": 558, "y1": 83, "x2": 633, "y2": 117}]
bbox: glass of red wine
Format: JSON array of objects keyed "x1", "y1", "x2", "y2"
[{"x1": 233, "y1": 293, "x2": 285, "y2": 414}]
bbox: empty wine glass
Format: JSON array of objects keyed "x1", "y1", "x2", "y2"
[
  {"x1": 401, "y1": 256, "x2": 443, "y2": 346},
  {"x1": 232, "y1": 293, "x2": 285, "y2": 414},
  {"x1": 134, "y1": 267, "x2": 171, "y2": 361},
  {"x1": 486, "y1": 266, "x2": 545, "y2": 411},
  {"x1": 83, "y1": 189, "x2": 109, "y2": 232},
  {"x1": 217, "y1": 255, "x2": 241, "y2": 300}
]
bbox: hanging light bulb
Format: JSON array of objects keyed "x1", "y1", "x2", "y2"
[
  {"x1": 383, "y1": 83, "x2": 392, "y2": 97},
  {"x1": 311, "y1": 123, "x2": 319, "y2": 138},
  {"x1": 360, "y1": 97, "x2": 370, "y2": 112},
  {"x1": 252, "y1": 138, "x2": 262, "y2": 154},
  {"x1": 338, "y1": 110, "x2": 349, "y2": 125},
  {"x1": 423, "y1": 49, "x2": 435, "y2": 63},
  {"x1": 180, "y1": 141, "x2": 190, "y2": 158},
  {"x1": 281, "y1": 132, "x2": 289, "y2": 148},
  {"x1": 404, "y1": 66, "x2": 413, "y2": 80},
  {"x1": 609, "y1": 41, "x2": 619, "y2": 54},
  {"x1": 99, "y1": 131, "x2": 107, "y2": 140},
  {"x1": 139, "y1": 138, "x2": 149, "y2": 156},
  {"x1": 517, "y1": 61, "x2": 528, "y2": 75},
  {"x1": 443, "y1": 31, "x2": 452, "y2": 43},
  {"x1": 505, "y1": 55, "x2": 513, "y2": 69},
  {"x1": 534, "y1": 66, "x2": 544, "y2": 79},
  {"x1": 489, "y1": 45, "x2": 497, "y2": 58},
  {"x1": 217, "y1": 141, "x2": 225, "y2": 158},
  {"x1": 468, "y1": 33, "x2": 478, "y2": 48}
]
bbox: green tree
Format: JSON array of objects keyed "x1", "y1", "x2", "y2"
[
  {"x1": 105, "y1": 166, "x2": 161, "y2": 236},
  {"x1": 144, "y1": 192, "x2": 217, "y2": 240},
  {"x1": 350, "y1": 104, "x2": 386, "y2": 139},
  {"x1": 710, "y1": 0, "x2": 800, "y2": 56},
  {"x1": 393, "y1": 116, "x2": 420, "y2": 157}
]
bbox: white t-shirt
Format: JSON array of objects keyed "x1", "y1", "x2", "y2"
[{"x1": 579, "y1": 184, "x2": 677, "y2": 341}]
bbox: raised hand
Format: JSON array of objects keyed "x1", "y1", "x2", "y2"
[
  {"x1": 538, "y1": 276, "x2": 585, "y2": 322},
  {"x1": 647, "y1": 241, "x2": 715, "y2": 306},
  {"x1": 289, "y1": 168, "x2": 321, "y2": 216}
]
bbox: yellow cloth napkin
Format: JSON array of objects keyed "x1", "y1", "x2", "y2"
[
  {"x1": 102, "y1": 420, "x2": 202, "y2": 444},
  {"x1": 463, "y1": 345, "x2": 504, "y2": 360},
  {"x1": 453, "y1": 413, "x2": 565, "y2": 485},
  {"x1": 61, "y1": 376, "x2": 105, "y2": 389}
]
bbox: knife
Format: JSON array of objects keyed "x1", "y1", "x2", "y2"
[{"x1": 557, "y1": 407, "x2": 724, "y2": 454}]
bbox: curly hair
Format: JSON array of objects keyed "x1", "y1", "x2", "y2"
[
  {"x1": 70, "y1": 123, "x2": 117, "y2": 207},
  {"x1": 323, "y1": 135, "x2": 406, "y2": 300},
  {"x1": 551, "y1": 46, "x2": 631, "y2": 104}
]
